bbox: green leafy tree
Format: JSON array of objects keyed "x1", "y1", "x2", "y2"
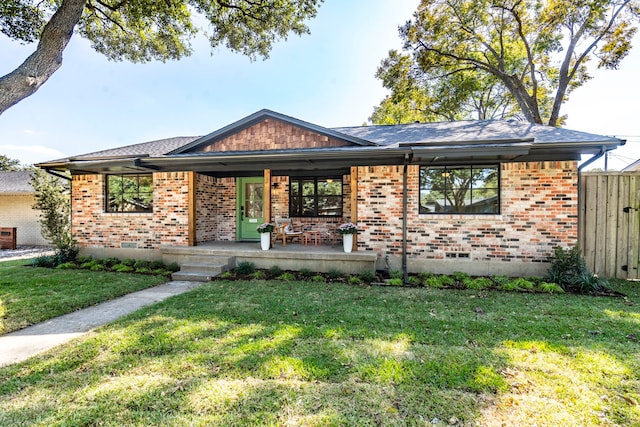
[
  {"x1": 0, "y1": 0, "x2": 322, "y2": 115},
  {"x1": 386, "y1": 0, "x2": 639, "y2": 126},
  {"x1": 0, "y1": 154, "x2": 22, "y2": 171},
  {"x1": 30, "y1": 168, "x2": 77, "y2": 262},
  {"x1": 371, "y1": 50, "x2": 520, "y2": 124}
]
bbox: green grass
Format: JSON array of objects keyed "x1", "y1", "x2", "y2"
[
  {"x1": 0, "y1": 259, "x2": 167, "y2": 335},
  {"x1": 0, "y1": 279, "x2": 638, "y2": 426}
]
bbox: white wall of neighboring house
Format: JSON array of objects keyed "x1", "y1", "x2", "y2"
[{"x1": 0, "y1": 194, "x2": 48, "y2": 246}]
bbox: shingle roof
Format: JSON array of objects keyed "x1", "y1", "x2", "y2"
[
  {"x1": 56, "y1": 136, "x2": 200, "y2": 162},
  {"x1": 0, "y1": 171, "x2": 34, "y2": 194},
  {"x1": 333, "y1": 119, "x2": 620, "y2": 147}
]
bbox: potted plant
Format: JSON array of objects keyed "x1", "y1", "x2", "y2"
[
  {"x1": 337, "y1": 222, "x2": 357, "y2": 253},
  {"x1": 257, "y1": 223, "x2": 274, "y2": 250}
]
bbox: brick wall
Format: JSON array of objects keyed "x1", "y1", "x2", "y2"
[
  {"x1": 198, "y1": 119, "x2": 351, "y2": 152},
  {"x1": 357, "y1": 161, "x2": 578, "y2": 271},
  {"x1": 72, "y1": 172, "x2": 190, "y2": 250}
]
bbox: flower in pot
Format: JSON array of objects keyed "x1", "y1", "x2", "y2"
[
  {"x1": 337, "y1": 223, "x2": 357, "y2": 253},
  {"x1": 257, "y1": 223, "x2": 274, "y2": 250}
]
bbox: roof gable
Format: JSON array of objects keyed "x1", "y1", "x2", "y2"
[{"x1": 170, "y1": 109, "x2": 375, "y2": 154}]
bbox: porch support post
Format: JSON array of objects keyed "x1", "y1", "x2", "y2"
[
  {"x1": 188, "y1": 171, "x2": 196, "y2": 246},
  {"x1": 350, "y1": 166, "x2": 358, "y2": 252},
  {"x1": 264, "y1": 169, "x2": 272, "y2": 223}
]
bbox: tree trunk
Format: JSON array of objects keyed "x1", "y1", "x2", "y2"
[{"x1": 0, "y1": 0, "x2": 87, "y2": 116}]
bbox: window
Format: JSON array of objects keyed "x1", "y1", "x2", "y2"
[
  {"x1": 289, "y1": 177, "x2": 342, "y2": 217},
  {"x1": 419, "y1": 165, "x2": 499, "y2": 214},
  {"x1": 106, "y1": 174, "x2": 153, "y2": 213}
]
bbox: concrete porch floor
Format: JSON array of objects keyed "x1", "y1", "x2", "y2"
[{"x1": 162, "y1": 240, "x2": 378, "y2": 274}]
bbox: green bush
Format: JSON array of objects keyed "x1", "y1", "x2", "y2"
[
  {"x1": 219, "y1": 271, "x2": 234, "y2": 279},
  {"x1": 389, "y1": 269, "x2": 403, "y2": 280},
  {"x1": 268, "y1": 265, "x2": 283, "y2": 277},
  {"x1": 437, "y1": 275, "x2": 456, "y2": 287},
  {"x1": 81, "y1": 260, "x2": 101, "y2": 270},
  {"x1": 326, "y1": 269, "x2": 343, "y2": 280},
  {"x1": 424, "y1": 276, "x2": 444, "y2": 288},
  {"x1": 276, "y1": 272, "x2": 295, "y2": 281},
  {"x1": 465, "y1": 277, "x2": 493, "y2": 290},
  {"x1": 387, "y1": 278, "x2": 404, "y2": 286},
  {"x1": 452, "y1": 271, "x2": 471, "y2": 284},
  {"x1": 348, "y1": 275, "x2": 362, "y2": 285},
  {"x1": 165, "y1": 262, "x2": 181, "y2": 273},
  {"x1": 122, "y1": 258, "x2": 136, "y2": 267},
  {"x1": 112, "y1": 263, "x2": 135, "y2": 273},
  {"x1": 418, "y1": 272, "x2": 434, "y2": 281},
  {"x1": 133, "y1": 260, "x2": 151, "y2": 270},
  {"x1": 311, "y1": 274, "x2": 326, "y2": 283},
  {"x1": 235, "y1": 261, "x2": 256, "y2": 275},
  {"x1": 76, "y1": 255, "x2": 93, "y2": 264},
  {"x1": 251, "y1": 270, "x2": 267, "y2": 280},
  {"x1": 31, "y1": 255, "x2": 58, "y2": 268},
  {"x1": 546, "y1": 246, "x2": 610, "y2": 294},
  {"x1": 90, "y1": 263, "x2": 106, "y2": 271},
  {"x1": 408, "y1": 276, "x2": 421, "y2": 286},
  {"x1": 150, "y1": 260, "x2": 166, "y2": 270},
  {"x1": 359, "y1": 270, "x2": 377, "y2": 283},
  {"x1": 511, "y1": 278, "x2": 535, "y2": 290},
  {"x1": 491, "y1": 275, "x2": 510, "y2": 286},
  {"x1": 135, "y1": 267, "x2": 152, "y2": 274},
  {"x1": 102, "y1": 257, "x2": 121, "y2": 268}
]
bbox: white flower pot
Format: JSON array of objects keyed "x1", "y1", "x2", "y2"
[
  {"x1": 260, "y1": 233, "x2": 270, "y2": 250},
  {"x1": 343, "y1": 234, "x2": 353, "y2": 253}
]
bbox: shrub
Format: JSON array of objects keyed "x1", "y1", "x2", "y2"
[
  {"x1": 276, "y1": 272, "x2": 295, "y2": 281},
  {"x1": 418, "y1": 272, "x2": 434, "y2": 281},
  {"x1": 326, "y1": 269, "x2": 343, "y2": 280},
  {"x1": 90, "y1": 263, "x2": 106, "y2": 271},
  {"x1": 81, "y1": 260, "x2": 101, "y2": 270},
  {"x1": 348, "y1": 275, "x2": 362, "y2": 285},
  {"x1": 268, "y1": 265, "x2": 283, "y2": 277},
  {"x1": 102, "y1": 257, "x2": 121, "y2": 268},
  {"x1": 452, "y1": 271, "x2": 471, "y2": 284},
  {"x1": 387, "y1": 278, "x2": 404, "y2": 286},
  {"x1": 359, "y1": 270, "x2": 377, "y2": 283},
  {"x1": 389, "y1": 269, "x2": 403, "y2": 280},
  {"x1": 122, "y1": 258, "x2": 136, "y2": 267},
  {"x1": 311, "y1": 274, "x2": 326, "y2": 283},
  {"x1": 76, "y1": 255, "x2": 93, "y2": 264},
  {"x1": 55, "y1": 262, "x2": 77, "y2": 270},
  {"x1": 546, "y1": 246, "x2": 610, "y2": 294},
  {"x1": 112, "y1": 263, "x2": 135, "y2": 273},
  {"x1": 437, "y1": 275, "x2": 455, "y2": 287},
  {"x1": 150, "y1": 260, "x2": 166, "y2": 270},
  {"x1": 135, "y1": 267, "x2": 152, "y2": 274},
  {"x1": 219, "y1": 271, "x2": 234, "y2": 279},
  {"x1": 465, "y1": 277, "x2": 493, "y2": 290},
  {"x1": 251, "y1": 270, "x2": 267, "y2": 280},
  {"x1": 424, "y1": 276, "x2": 444, "y2": 288},
  {"x1": 491, "y1": 275, "x2": 510, "y2": 286},
  {"x1": 511, "y1": 278, "x2": 535, "y2": 290},
  {"x1": 165, "y1": 262, "x2": 180, "y2": 272},
  {"x1": 133, "y1": 259, "x2": 151, "y2": 270},
  {"x1": 30, "y1": 255, "x2": 58, "y2": 268},
  {"x1": 408, "y1": 276, "x2": 421, "y2": 287},
  {"x1": 235, "y1": 261, "x2": 256, "y2": 275}
]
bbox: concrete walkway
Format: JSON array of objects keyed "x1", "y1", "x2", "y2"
[{"x1": 0, "y1": 281, "x2": 205, "y2": 367}]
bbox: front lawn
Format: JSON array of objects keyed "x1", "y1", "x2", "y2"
[
  {"x1": 0, "y1": 279, "x2": 638, "y2": 425},
  {"x1": 0, "y1": 259, "x2": 167, "y2": 335}
]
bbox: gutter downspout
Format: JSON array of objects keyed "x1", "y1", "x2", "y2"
[
  {"x1": 402, "y1": 153, "x2": 410, "y2": 284},
  {"x1": 577, "y1": 147, "x2": 607, "y2": 249}
]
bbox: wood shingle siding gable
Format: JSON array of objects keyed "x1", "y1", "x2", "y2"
[{"x1": 196, "y1": 119, "x2": 353, "y2": 153}]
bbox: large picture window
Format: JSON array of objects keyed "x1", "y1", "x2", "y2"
[
  {"x1": 289, "y1": 177, "x2": 342, "y2": 217},
  {"x1": 106, "y1": 174, "x2": 153, "y2": 213},
  {"x1": 419, "y1": 165, "x2": 499, "y2": 214}
]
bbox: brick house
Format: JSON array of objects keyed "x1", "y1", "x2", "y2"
[{"x1": 37, "y1": 109, "x2": 623, "y2": 276}]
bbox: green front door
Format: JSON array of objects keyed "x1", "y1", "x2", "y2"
[{"x1": 237, "y1": 177, "x2": 264, "y2": 241}]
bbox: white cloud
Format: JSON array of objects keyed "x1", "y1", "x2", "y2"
[{"x1": 0, "y1": 144, "x2": 67, "y2": 166}]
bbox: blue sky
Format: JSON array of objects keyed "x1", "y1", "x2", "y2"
[{"x1": 0, "y1": 0, "x2": 639, "y2": 170}]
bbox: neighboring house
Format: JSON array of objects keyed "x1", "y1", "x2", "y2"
[
  {"x1": 622, "y1": 159, "x2": 640, "y2": 172},
  {"x1": 37, "y1": 109, "x2": 624, "y2": 276},
  {"x1": 0, "y1": 171, "x2": 48, "y2": 246}
]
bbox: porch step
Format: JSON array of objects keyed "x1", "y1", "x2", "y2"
[{"x1": 170, "y1": 257, "x2": 234, "y2": 282}]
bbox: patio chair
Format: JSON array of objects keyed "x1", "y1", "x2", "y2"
[{"x1": 274, "y1": 218, "x2": 304, "y2": 246}]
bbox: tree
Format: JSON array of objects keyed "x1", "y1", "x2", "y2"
[
  {"x1": 0, "y1": 154, "x2": 21, "y2": 171},
  {"x1": 371, "y1": 50, "x2": 521, "y2": 124},
  {"x1": 30, "y1": 168, "x2": 77, "y2": 262},
  {"x1": 389, "y1": 0, "x2": 639, "y2": 126},
  {"x1": 0, "y1": 0, "x2": 322, "y2": 115}
]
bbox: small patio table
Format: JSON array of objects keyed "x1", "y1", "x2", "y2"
[{"x1": 304, "y1": 230, "x2": 322, "y2": 246}]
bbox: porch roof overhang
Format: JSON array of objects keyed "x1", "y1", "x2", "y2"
[{"x1": 37, "y1": 136, "x2": 621, "y2": 176}]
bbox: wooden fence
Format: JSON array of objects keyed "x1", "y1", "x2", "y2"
[{"x1": 579, "y1": 172, "x2": 640, "y2": 279}]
